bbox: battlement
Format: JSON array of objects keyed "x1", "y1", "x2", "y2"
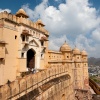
[
  {"x1": 0, "y1": 11, "x2": 49, "y2": 36},
  {"x1": 0, "y1": 65, "x2": 74, "y2": 100},
  {"x1": 48, "y1": 50, "x2": 88, "y2": 62}
]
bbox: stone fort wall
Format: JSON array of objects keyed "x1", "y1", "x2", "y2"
[
  {"x1": 0, "y1": 65, "x2": 74, "y2": 100},
  {"x1": 0, "y1": 11, "x2": 49, "y2": 36}
]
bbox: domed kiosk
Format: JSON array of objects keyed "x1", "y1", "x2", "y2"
[
  {"x1": 36, "y1": 19, "x2": 45, "y2": 27},
  {"x1": 73, "y1": 47, "x2": 80, "y2": 55},
  {"x1": 81, "y1": 50, "x2": 88, "y2": 62},
  {"x1": 72, "y1": 47, "x2": 81, "y2": 61},
  {"x1": 60, "y1": 41, "x2": 71, "y2": 52},
  {"x1": 60, "y1": 41, "x2": 71, "y2": 60},
  {"x1": 81, "y1": 50, "x2": 87, "y2": 56},
  {"x1": 16, "y1": 8, "x2": 29, "y2": 18}
]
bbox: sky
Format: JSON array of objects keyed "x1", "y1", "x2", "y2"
[{"x1": 0, "y1": 0, "x2": 100, "y2": 58}]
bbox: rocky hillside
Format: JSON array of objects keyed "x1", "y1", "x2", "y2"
[{"x1": 88, "y1": 57, "x2": 100, "y2": 67}]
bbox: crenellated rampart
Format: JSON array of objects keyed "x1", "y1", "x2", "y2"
[
  {"x1": 0, "y1": 65, "x2": 74, "y2": 100},
  {"x1": 0, "y1": 11, "x2": 49, "y2": 36}
]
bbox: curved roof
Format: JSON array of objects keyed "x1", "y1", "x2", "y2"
[
  {"x1": 16, "y1": 8, "x2": 29, "y2": 18},
  {"x1": 36, "y1": 19, "x2": 45, "y2": 26},
  {"x1": 73, "y1": 47, "x2": 80, "y2": 54},
  {"x1": 60, "y1": 41, "x2": 71, "y2": 52},
  {"x1": 81, "y1": 50, "x2": 87, "y2": 56}
]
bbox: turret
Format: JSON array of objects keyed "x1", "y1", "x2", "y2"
[
  {"x1": 60, "y1": 41, "x2": 72, "y2": 60},
  {"x1": 73, "y1": 47, "x2": 81, "y2": 61},
  {"x1": 72, "y1": 47, "x2": 84, "y2": 89},
  {"x1": 81, "y1": 50, "x2": 88, "y2": 62},
  {"x1": 36, "y1": 19, "x2": 45, "y2": 27},
  {"x1": 16, "y1": 8, "x2": 29, "y2": 18},
  {"x1": 80, "y1": 50, "x2": 89, "y2": 89}
]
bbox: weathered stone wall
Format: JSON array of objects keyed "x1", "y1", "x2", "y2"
[
  {"x1": 0, "y1": 65, "x2": 75, "y2": 100},
  {"x1": 75, "y1": 89, "x2": 92, "y2": 100}
]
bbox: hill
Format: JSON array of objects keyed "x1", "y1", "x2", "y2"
[{"x1": 88, "y1": 57, "x2": 100, "y2": 67}]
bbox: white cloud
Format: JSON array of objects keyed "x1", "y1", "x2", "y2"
[
  {"x1": 91, "y1": 26, "x2": 100, "y2": 42},
  {"x1": 22, "y1": 0, "x2": 48, "y2": 21},
  {"x1": 75, "y1": 35, "x2": 95, "y2": 51},
  {"x1": 22, "y1": 0, "x2": 100, "y2": 57},
  {"x1": 0, "y1": 9, "x2": 11, "y2": 13},
  {"x1": 54, "y1": 0, "x2": 63, "y2": 3},
  {"x1": 49, "y1": 35, "x2": 74, "y2": 51}
]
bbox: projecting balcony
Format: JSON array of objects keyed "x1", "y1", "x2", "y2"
[
  {"x1": 39, "y1": 36, "x2": 48, "y2": 41},
  {"x1": 21, "y1": 29, "x2": 32, "y2": 36}
]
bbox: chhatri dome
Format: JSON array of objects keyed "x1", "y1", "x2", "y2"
[
  {"x1": 73, "y1": 47, "x2": 80, "y2": 54},
  {"x1": 36, "y1": 19, "x2": 45, "y2": 26},
  {"x1": 60, "y1": 41, "x2": 71, "y2": 52},
  {"x1": 81, "y1": 50, "x2": 87, "y2": 56},
  {"x1": 16, "y1": 8, "x2": 29, "y2": 18}
]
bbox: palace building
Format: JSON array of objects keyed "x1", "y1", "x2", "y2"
[
  {"x1": 0, "y1": 9, "x2": 90, "y2": 100},
  {"x1": 0, "y1": 8, "x2": 49, "y2": 85}
]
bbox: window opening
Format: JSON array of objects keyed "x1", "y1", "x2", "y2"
[
  {"x1": 41, "y1": 41, "x2": 44, "y2": 46},
  {"x1": 15, "y1": 35, "x2": 17, "y2": 39},
  {"x1": 21, "y1": 52, "x2": 24, "y2": 58},
  {"x1": 22, "y1": 35, "x2": 25, "y2": 41},
  {"x1": 77, "y1": 57, "x2": 79, "y2": 59},
  {"x1": 67, "y1": 56, "x2": 69, "y2": 58}
]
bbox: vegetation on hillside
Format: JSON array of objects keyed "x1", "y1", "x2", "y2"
[{"x1": 90, "y1": 75, "x2": 100, "y2": 84}]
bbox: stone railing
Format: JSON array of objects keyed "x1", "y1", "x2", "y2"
[
  {"x1": 0, "y1": 65, "x2": 71, "y2": 100},
  {"x1": 89, "y1": 78, "x2": 100, "y2": 95}
]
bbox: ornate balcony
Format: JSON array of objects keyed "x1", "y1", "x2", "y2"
[
  {"x1": 21, "y1": 29, "x2": 32, "y2": 36},
  {"x1": 40, "y1": 36, "x2": 48, "y2": 41}
]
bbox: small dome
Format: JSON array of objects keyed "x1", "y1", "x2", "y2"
[
  {"x1": 37, "y1": 19, "x2": 45, "y2": 26},
  {"x1": 73, "y1": 47, "x2": 80, "y2": 54},
  {"x1": 81, "y1": 50, "x2": 87, "y2": 56},
  {"x1": 16, "y1": 8, "x2": 29, "y2": 18},
  {"x1": 60, "y1": 41, "x2": 71, "y2": 52}
]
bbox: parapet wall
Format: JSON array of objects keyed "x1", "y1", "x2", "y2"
[
  {"x1": 0, "y1": 11, "x2": 49, "y2": 35},
  {"x1": 89, "y1": 78, "x2": 100, "y2": 95},
  {"x1": 0, "y1": 65, "x2": 74, "y2": 100}
]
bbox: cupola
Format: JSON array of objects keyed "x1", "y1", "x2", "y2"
[
  {"x1": 36, "y1": 19, "x2": 45, "y2": 27},
  {"x1": 73, "y1": 47, "x2": 80, "y2": 55},
  {"x1": 60, "y1": 41, "x2": 71, "y2": 52},
  {"x1": 16, "y1": 8, "x2": 29, "y2": 18},
  {"x1": 81, "y1": 50, "x2": 87, "y2": 56}
]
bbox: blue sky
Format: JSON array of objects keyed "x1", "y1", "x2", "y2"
[
  {"x1": 0, "y1": 0, "x2": 99, "y2": 13},
  {"x1": 0, "y1": 0, "x2": 100, "y2": 58}
]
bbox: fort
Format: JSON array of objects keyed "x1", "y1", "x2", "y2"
[{"x1": 0, "y1": 9, "x2": 91, "y2": 100}]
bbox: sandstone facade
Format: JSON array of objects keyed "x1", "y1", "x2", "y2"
[{"x1": 0, "y1": 9, "x2": 90, "y2": 100}]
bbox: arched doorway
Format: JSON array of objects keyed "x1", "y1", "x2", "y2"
[{"x1": 27, "y1": 49, "x2": 36, "y2": 70}]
